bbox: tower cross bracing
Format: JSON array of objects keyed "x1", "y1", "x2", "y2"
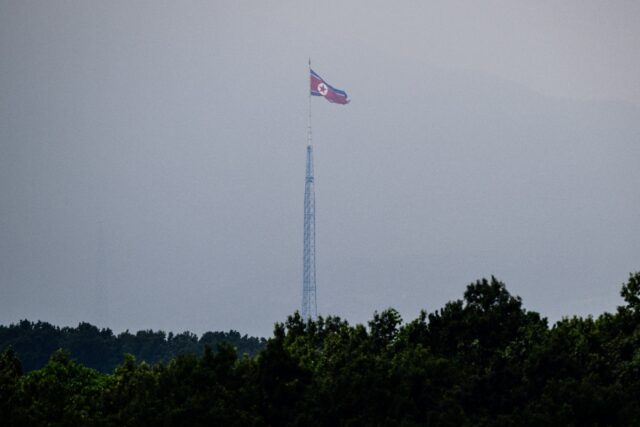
[{"x1": 302, "y1": 143, "x2": 317, "y2": 320}]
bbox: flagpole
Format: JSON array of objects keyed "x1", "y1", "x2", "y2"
[
  {"x1": 308, "y1": 57, "x2": 312, "y2": 147},
  {"x1": 303, "y1": 57, "x2": 317, "y2": 319}
]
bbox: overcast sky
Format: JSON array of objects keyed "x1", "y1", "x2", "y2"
[{"x1": 1, "y1": 1, "x2": 639, "y2": 337}]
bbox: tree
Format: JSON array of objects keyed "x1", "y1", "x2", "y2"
[
  {"x1": 0, "y1": 347, "x2": 22, "y2": 423},
  {"x1": 12, "y1": 349, "x2": 106, "y2": 426},
  {"x1": 621, "y1": 272, "x2": 640, "y2": 313}
]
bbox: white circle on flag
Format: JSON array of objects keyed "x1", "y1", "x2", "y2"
[{"x1": 317, "y1": 83, "x2": 328, "y2": 96}]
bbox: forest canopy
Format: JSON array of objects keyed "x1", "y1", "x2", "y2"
[
  {"x1": 1, "y1": 273, "x2": 640, "y2": 426},
  {"x1": 0, "y1": 320, "x2": 266, "y2": 373}
]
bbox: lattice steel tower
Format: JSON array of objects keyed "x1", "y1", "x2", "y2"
[
  {"x1": 302, "y1": 59, "x2": 349, "y2": 319},
  {"x1": 302, "y1": 142, "x2": 317, "y2": 319},
  {"x1": 302, "y1": 69, "x2": 317, "y2": 320}
]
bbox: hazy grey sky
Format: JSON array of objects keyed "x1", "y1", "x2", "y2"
[{"x1": 1, "y1": 1, "x2": 639, "y2": 337}]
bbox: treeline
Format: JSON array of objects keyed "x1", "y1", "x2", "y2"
[
  {"x1": 0, "y1": 320, "x2": 266, "y2": 373},
  {"x1": 1, "y1": 273, "x2": 640, "y2": 426}
]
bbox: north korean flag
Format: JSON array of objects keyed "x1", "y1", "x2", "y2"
[{"x1": 310, "y1": 69, "x2": 350, "y2": 105}]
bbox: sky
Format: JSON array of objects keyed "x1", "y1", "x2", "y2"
[{"x1": 1, "y1": 1, "x2": 639, "y2": 337}]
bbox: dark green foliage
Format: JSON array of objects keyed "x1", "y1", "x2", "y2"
[
  {"x1": 0, "y1": 322, "x2": 267, "y2": 373},
  {"x1": 1, "y1": 273, "x2": 640, "y2": 426},
  {"x1": 11, "y1": 349, "x2": 107, "y2": 426},
  {"x1": 0, "y1": 347, "x2": 22, "y2": 424},
  {"x1": 621, "y1": 272, "x2": 640, "y2": 312}
]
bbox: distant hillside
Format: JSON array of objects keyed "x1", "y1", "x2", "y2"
[{"x1": 0, "y1": 320, "x2": 266, "y2": 372}]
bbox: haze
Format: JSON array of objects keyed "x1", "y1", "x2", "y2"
[{"x1": 1, "y1": 1, "x2": 639, "y2": 337}]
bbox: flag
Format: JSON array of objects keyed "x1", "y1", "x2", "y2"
[{"x1": 310, "y1": 69, "x2": 350, "y2": 104}]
